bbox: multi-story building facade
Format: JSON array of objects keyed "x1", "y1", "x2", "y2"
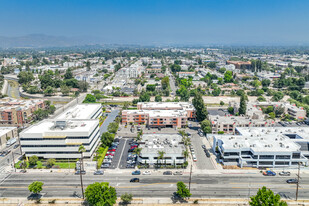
[
  {"x1": 0, "y1": 98, "x2": 45, "y2": 126},
  {"x1": 212, "y1": 127, "x2": 309, "y2": 168},
  {"x1": 209, "y1": 115, "x2": 275, "y2": 134},
  {"x1": 20, "y1": 119, "x2": 100, "y2": 159},
  {"x1": 137, "y1": 134, "x2": 186, "y2": 166},
  {"x1": 122, "y1": 102, "x2": 196, "y2": 128}
]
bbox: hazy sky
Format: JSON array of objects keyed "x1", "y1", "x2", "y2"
[{"x1": 1, "y1": 0, "x2": 309, "y2": 45}]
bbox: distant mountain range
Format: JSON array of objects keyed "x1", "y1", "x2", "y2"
[{"x1": 0, "y1": 34, "x2": 104, "y2": 48}]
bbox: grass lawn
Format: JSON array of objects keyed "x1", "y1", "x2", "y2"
[{"x1": 54, "y1": 162, "x2": 76, "y2": 169}]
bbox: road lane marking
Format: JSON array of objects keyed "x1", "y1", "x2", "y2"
[{"x1": 117, "y1": 139, "x2": 127, "y2": 169}]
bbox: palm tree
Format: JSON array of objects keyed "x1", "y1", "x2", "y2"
[
  {"x1": 133, "y1": 147, "x2": 142, "y2": 156},
  {"x1": 178, "y1": 130, "x2": 187, "y2": 138},
  {"x1": 157, "y1": 151, "x2": 165, "y2": 168},
  {"x1": 78, "y1": 145, "x2": 86, "y2": 171},
  {"x1": 183, "y1": 150, "x2": 189, "y2": 161},
  {"x1": 78, "y1": 145, "x2": 86, "y2": 199},
  {"x1": 183, "y1": 137, "x2": 191, "y2": 147}
]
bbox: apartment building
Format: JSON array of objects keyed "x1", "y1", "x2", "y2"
[
  {"x1": 226, "y1": 60, "x2": 251, "y2": 70},
  {"x1": 137, "y1": 134, "x2": 186, "y2": 166},
  {"x1": 122, "y1": 110, "x2": 188, "y2": 128},
  {"x1": 209, "y1": 115, "x2": 275, "y2": 134},
  {"x1": 20, "y1": 119, "x2": 100, "y2": 159},
  {"x1": 212, "y1": 127, "x2": 309, "y2": 168},
  {"x1": 136, "y1": 102, "x2": 196, "y2": 119},
  {"x1": 0, "y1": 98, "x2": 45, "y2": 126}
]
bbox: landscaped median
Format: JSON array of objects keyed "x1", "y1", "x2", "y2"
[{"x1": 94, "y1": 146, "x2": 109, "y2": 169}]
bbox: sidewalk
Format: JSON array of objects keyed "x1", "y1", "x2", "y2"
[{"x1": 1, "y1": 197, "x2": 309, "y2": 205}]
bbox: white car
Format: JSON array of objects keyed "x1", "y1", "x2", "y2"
[{"x1": 142, "y1": 171, "x2": 151, "y2": 175}]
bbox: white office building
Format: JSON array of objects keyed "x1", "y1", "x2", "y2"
[
  {"x1": 55, "y1": 104, "x2": 102, "y2": 120},
  {"x1": 212, "y1": 127, "x2": 309, "y2": 168},
  {"x1": 20, "y1": 119, "x2": 100, "y2": 159},
  {"x1": 137, "y1": 134, "x2": 186, "y2": 166}
]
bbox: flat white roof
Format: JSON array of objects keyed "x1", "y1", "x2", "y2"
[
  {"x1": 55, "y1": 104, "x2": 101, "y2": 120},
  {"x1": 124, "y1": 110, "x2": 187, "y2": 118},
  {"x1": 0, "y1": 127, "x2": 16, "y2": 137},
  {"x1": 138, "y1": 102, "x2": 194, "y2": 110},
  {"x1": 21, "y1": 119, "x2": 99, "y2": 138}
]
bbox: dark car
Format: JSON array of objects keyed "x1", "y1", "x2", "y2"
[
  {"x1": 286, "y1": 179, "x2": 298, "y2": 184},
  {"x1": 126, "y1": 164, "x2": 135, "y2": 168},
  {"x1": 205, "y1": 150, "x2": 211, "y2": 158},
  {"x1": 132, "y1": 170, "x2": 141, "y2": 175},
  {"x1": 202, "y1": 145, "x2": 206, "y2": 149},
  {"x1": 93, "y1": 170, "x2": 104, "y2": 175},
  {"x1": 130, "y1": 178, "x2": 140, "y2": 182},
  {"x1": 14, "y1": 144, "x2": 20, "y2": 149},
  {"x1": 163, "y1": 171, "x2": 172, "y2": 175},
  {"x1": 75, "y1": 170, "x2": 86, "y2": 175}
]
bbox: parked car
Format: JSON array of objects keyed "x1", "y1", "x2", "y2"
[
  {"x1": 94, "y1": 170, "x2": 104, "y2": 175},
  {"x1": 20, "y1": 169, "x2": 27, "y2": 173},
  {"x1": 205, "y1": 150, "x2": 211, "y2": 158},
  {"x1": 279, "y1": 171, "x2": 291, "y2": 176},
  {"x1": 286, "y1": 179, "x2": 298, "y2": 184},
  {"x1": 142, "y1": 171, "x2": 151, "y2": 175},
  {"x1": 198, "y1": 132, "x2": 204, "y2": 137},
  {"x1": 101, "y1": 163, "x2": 111, "y2": 168},
  {"x1": 126, "y1": 164, "x2": 135, "y2": 168},
  {"x1": 193, "y1": 156, "x2": 197, "y2": 162},
  {"x1": 201, "y1": 145, "x2": 206, "y2": 149},
  {"x1": 163, "y1": 171, "x2": 173, "y2": 175},
  {"x1": 173, "y1": 171, "x2": 183, "y2": 175},
  {"x1": 130, "y1": 178, "x2": 140, "y2": 182},
  {"x1": 263, "y1": 170, "x2": 276, "y2": 176},
  {"x1": 14, "y1": 144, "x2": 20, "y2": 149},
  {"x1": 132, "y1": 170, "x2": 141, "y2": 175},
  {"x1": 75, "y1": 170, "x2": 86, "y2": 175}
]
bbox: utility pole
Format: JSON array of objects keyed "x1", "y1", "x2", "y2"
[
  {"x1": 11, "y1": 151, "x2": 16, "y2": 172},
  {"x1": 189, "y1": 164, "x2": 193, "y2": 193},
  {"x1": 296, "y1": 162, "x2": 301, "y2": 201}
]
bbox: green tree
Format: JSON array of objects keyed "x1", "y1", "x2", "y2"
[
  {"x1": 161, "y1": 76, "x2": 170, "y2": 90},
  {"x1": 101, "y1": 132, "x2": 115, "y2": 147},
  {"x1": 177, "y1": 86, "x2": 190, "y2": 101},
  {"x1": 261, "y1": 79, "x2": 271, "y2": 87},
  {"x1": 192, "y1": 92, "x2": 208, "y2": 121},
  {"x1": 228, "y1": 107, "x2": 234, "y2": 114},
  {"x1": 60, "y1": 85, "x2": 70, "y2": 96},
  {"x1": 220, "y1": 101, "x2": 224, "y2": 106},
  {"x1": 176, "y1": 181, "x2": 191, "y2": 199},
  {"x1": 46, "y1": 159, "x2": 56, "y2": 168},
  {"x1": 121, "y1": 193, "x2": 133, "y2": 205},
  {"x1": 200, "y1": 119, "x2": 212, "y2": 134},
  {"x1": 139, "y1": 91, "x2": 151, "y2": 102},
  {"x1": 224, "y1": 71, "x2": 233, "y2": 83},
  {"x1": 107, "y1": 122, "x2": 119, "y2": 134},
  {"x1": 239, "y1": 94, "x2": 247, "y2": 115},
  {"x1": 28, "y1": 181, "x2": 44, "y2": 194},
  {"x1": 268, "y1": 112, "x2": 275, "y2": 119},
  {"x1": 218, "y1": 67, "x2": 226, "y2": 74},
  {"x1": 155, "y1": 95, "x2": 162, "y2": 102},
  {"x1": 18, "y1": 71, "x2": 34, "y2": 84},
  {"x1": 249, "y1": 186, "x2": 287, "y2": 206},
  {"x1": 64, "y1": 68, "x2": 73, "y2": 79},
  {"x1": 271, "y1": 91, "x2": 284, "y2": 101},
  {"x1": 44, "y1": 86, "x2": 55, "y2": 96},
  {"x1": 257, "y1": 96, "x2": 266, "y2": 102},
  {"x1": 85, "y1": 182, "x2": 117, "y2": 206},
  {"x1": 83, "y1": 94, "x2": 96, "y2": 103},
  {"x1": 29, "y1": 155, "x2": 38, "y2": 166}
]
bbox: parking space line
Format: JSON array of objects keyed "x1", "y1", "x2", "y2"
[{"x1": 117, "y1": 139, "x2": 127, "y2": 169}]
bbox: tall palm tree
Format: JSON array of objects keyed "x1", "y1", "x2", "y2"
[
  {"x1": 178, "y1": 130, "x2": 186, "y2": 138},
  {"x1": 78, "y1": 145, "x2": 86, "y2": 171},
  {"x1": 78, "y1": 145, "x2": 86, "y2": 199},
  {"x1": 133, "y1": 147, "x2": 142, "y2": 156},
  {"x1": 183, "y1": 150, "x2": 189, "y2": 160},
  {"x1": 157, "y1": 151, "x2": 165, "y2": 168}
]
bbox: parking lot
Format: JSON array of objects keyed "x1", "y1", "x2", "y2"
[{"x1": 107, "y1": 138, "x2": 126, "y2": 169}]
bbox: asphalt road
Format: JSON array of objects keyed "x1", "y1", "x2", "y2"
[
  {"x1": 108, "y1": 139, "x2": 126, "y2": 169},
  {"x1": 1, "y1": 173, "x2": 308, "y2": 199},
  {"x1": 99, "y1": 109, "x2": 119, "y2": 135},
  {"x1": 6, "y1": 80, "x2": 20, "y2": 99}
]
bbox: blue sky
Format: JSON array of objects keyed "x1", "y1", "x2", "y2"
[{"x1": 1, "y1": 0, "x2": 309, "y2": 45}]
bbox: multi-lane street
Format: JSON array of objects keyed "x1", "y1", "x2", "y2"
[{"x1": 1, "y1": 172, "x2": 308, "y2": 200}]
